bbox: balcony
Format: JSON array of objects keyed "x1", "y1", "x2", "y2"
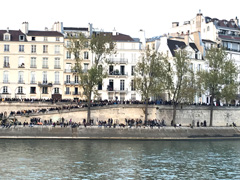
[
  {"x1": 72, "y1": 92, "x2": 80, "y2": 95},
  {"x1": 38, "y1": 81, "x2": 52, "y2": 87},
  {"x1": 65, "y1": 91, "x2": 71, "y2": 95},
  {"x1": 54, "y1": 65, "x2": 61, "y2": 69},
  {"x1": 3, "y1": 80, "x2": 9, "y2": 84},
  {"x1": 18, "y1": 63, "x2": 25, "y2": 68},
  {"x1": 42, "y1": 65, "x2": 49, "y2": 69},
  {"x1": 64, "y1": 69, "x2": 77, "y2": 73},
  {"x1": 64, "y1": 81, "x2": 79, "y2": 85},
  {"x1": 30, "y1": 81, "x2": 37, "y2": 84},
  {"x1": 107, "y1": 86, "x2": 128, "y2": 93},
  {"x1": 108, "y1": 58, "x2": 128, "y2": 64},
  {"x1": 18, "y1": 80, "x2": 25, "y2": 84},
  {"x1": 109, "y1": 71, "x2": 128, "y2": 77},
  {"x1": 30, "y1": 65, "x2": 37, "y2": 68},
  {"x1": 54, "y1": 81, "x2": 61, "y2": 85},
  {"x1": 3, "y1": 63, "x2": 10, "y2": 68}
]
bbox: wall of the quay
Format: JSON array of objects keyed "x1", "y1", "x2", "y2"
[
  {"x1": 1, "y1": 102, "x2": 240, "y2": 126},
  {"x1": 0, "y1": 126, "x2": 240, "y2": 140}
]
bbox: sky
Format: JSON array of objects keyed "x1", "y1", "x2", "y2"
[{"x1": 1, "y1": 0, "x2": 240, "y2": 38}]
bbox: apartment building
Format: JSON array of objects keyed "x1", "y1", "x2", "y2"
[
  {"x1": 169, "y1": 11, "x2": 240, "y2": 104},
  {"x1": 0, "y1": 22, "x2": 64, "y2": 99}
]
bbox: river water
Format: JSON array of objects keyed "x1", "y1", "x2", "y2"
[{"x1": 0, "y1": 139, "x2": 240, "y2": 180}]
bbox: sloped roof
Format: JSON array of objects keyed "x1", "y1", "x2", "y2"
[
  {"x1": 167, "y1": 39, "x2": 186, "y2": 56},
  {"x1": 93, "y1": 32, "x2": 134, "y2": 42},
  {"x1": 27, "y1": 30, "x2": 63, "y2": 37},
  {"x1": 189, "y1": 43, "x2": 199, "y2": 52},
  {"x1": 64, "y1": 27, "x2": 88, "y2": 31},
  {"x1": 0, "y1": 30, "x2": 27, "y2": 41}
]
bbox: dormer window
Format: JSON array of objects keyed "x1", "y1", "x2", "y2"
[
  {"x1": 4, "y1": 34, "x2": 10, "y2": 41},
  {"x1": 224, "y1": 21, "x2": 227, "y2": 25},
  {"x1": 32, "y1": 37, "x2": 36, "y2": 41},
  {"x1": 19, "y1": 35, "x2": 25, "y2": 41}
]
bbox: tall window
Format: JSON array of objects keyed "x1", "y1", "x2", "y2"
[
  {"x1": 44, "y1": 37, "x2": 48, "y2": 41},
  {"x1": 54, "y1": 58, "x2": 60, "y2": 69},
  {"x1": 3, "y1": 86, "x2": 8, "y2": 94},
  {"x1": 31, "y1": 57, "x2": 36, "y2": 68},
  {"x1": 66, "y1": 51, "x2": 71, "y2": 59},
  {"x1": 4, "y1": 34, "x2": 10, "y2": 41},
  {"x1": 84, "y1": 63, "x2": 88, "y2": 73},
  {"x1": 43, "y1": 45, "x2": 48, "y2": 53},
  {"x1": 30, "y1": 87, "x2": 36, "y2": 94},
  {"x1": 30, "y1": 71, "x2": 36, "y2": 84},
  {"x1": 31, "y1": 45, "x2": 36, "y2": 53},
  {"x1": 42, "y1": 58, "x2": 48, "y2": 68},
  {"x1": 18, "y1": 86, "x2": 23, "y2": 94},
  {"x1": 84, "y1": 51, "x2": 89, "y2": 59},
  {"x1": 3, "y1": 71, "x2": 8, "y2": 83},
  {"x1": 131, "y1": 66, "x2": 135, "y2": 76},
  {"x1": 75, "y1": 75, "x2": 79, "y2": 83},
  {"x1": 18, "y1": 71, "x2": 24, "y2": 83},
  {"x1": 56, "y1": 37, "x2": 60, "y2": 41},
  {"x1": 4, "y1": 45, "x2": 9, "y2": 52},
  {"x1": 42, "y1": 87, "x2": 48, "y2": 94},
  {"x1": 66, "y1": 75, "x2": 70, "y2": 83},
  {"x1": 120, "y1": 80, "x2": 125, "y2": 91},
  {"x1": 54, "y1": 88, "x2": 59, "y2": 94},
  {"x1": 43, "y1": 71, "x2": 47, "y2": 84},
  {"x1": 4, "y1": 56, "x2": 9, "y2": 68},
  {"x1": 55, "y1": 45, "x2": 60, "y2": 54},
  {"x1": 66, "y1": 87, "x2": 70, "y2": 94},
  {"x1": 19, "y1": 45, "x2": 24, "y2": 52},
  {"x1": 18, "y1": 57, "x2": 25, "y2": 68},
  {"x1": 131, "y1": 80, "x2": 135, "y2": 91},
  {"x1": 55, "y1": 72, "x2": 60, "y2": 84}
]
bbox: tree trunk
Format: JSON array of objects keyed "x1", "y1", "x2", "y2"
[
  {"x1": 209, "y1": 95, "x2": 214, "y2": 127},
  {"x1": 144, "y1": 99, "x2": 149, "y2": 123},
  {"x1": 172, "y1": 102, "x2": 177, "y2": 125},
  {"x1": 87, "y1": 92, "x2": 92, "y2": 124}
]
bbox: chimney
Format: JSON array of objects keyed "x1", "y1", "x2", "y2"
[
  {"x1": 235, "y1": 17, "x2": 239, "y2": 27},
  {"x1": 88, "y1": 23, "x2": 93, "y2": 37},
  {"x1": 7, "y1": 27, "x2": 9, "y2": 33},
  {"x1": 53, "y1": 21, "x2": 63, "y2": 33},
  {"x1": 139, "y1": 29, "x2": 146, "y2": 49},
  {"x1": 21, "y1": 22, "x2": 29, "y2": 34},
  {"x1": 45, "y1": 27, "x2": 48, "y2": 31},
  {"x1": 112, "y1": 27, "x2": 117, "y2": 36}
]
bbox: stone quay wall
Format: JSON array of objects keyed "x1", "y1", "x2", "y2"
[
  {"x1": 0, "y1": 126, "x2": 240, "y2": 140},
  {"x1": 1, "y1": 102, "x2": 240, "y2": 126}
]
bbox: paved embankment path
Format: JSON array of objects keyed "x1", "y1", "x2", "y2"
[{"x1": 0, "y1": 126, "x2": 240, "y2": 140}]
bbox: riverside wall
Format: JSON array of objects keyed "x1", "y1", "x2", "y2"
[
  {"x1": 0, "y1": 126, "x2": 240, "y2": 140},
  {"x1": 1, "y1": 102, "x2": 240, "y2": 126}
]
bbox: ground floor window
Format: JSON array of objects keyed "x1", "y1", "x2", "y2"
[
  {"x1": 42, "y1": 87, "x2": 48, "y2": 94},
  {"x1": 54, "y1": 88, "x2": 59, "y2": 94},
  {"x1": 30, "y1": 87, "x2": 36, "y2": 94}
]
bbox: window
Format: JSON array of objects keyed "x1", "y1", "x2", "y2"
[
  {"x1": 4, "y1": 56, "x2": 9, "y2": 68},
  {"x1": 66, "y1": 75, "x2": 70, "y2": 83},
  {"x1": 65, "y1": 63, "x2": 72, "y2": 72},
  {"x1": 54, "y1": 88, "x2": 59, "y2": 94},
  {"x1": 84, "y1": 51, "x2": 88, "y2": 59},
  {"x1": 65, "y1": 87, "x2": 70, "y2": 94},
  {"x1": 66, "y1": 51, "x2": 71, "y2": 59},
  {"x1": 56, "y1": 37, "x2": 60, "y2": 41},
  {"x1": 44, "y1": 37, "x2": 48, "y2": 41},
  {"x1": 18, "y1": 86, "x2": 23, "y2": 94},
  {"x1": 43, "y1": 71, "x2": 47, "y2": 84},
  {"x1": 3, "y1": 71, "x2": 8, "y2": 83},
  {"x1": 18, "y1": 57, "x2": 25, "y2": 68},
  {"x1": 66, "y1": 41, "x2": 71, "y2": 48},
  {"x1": 55, "y1": 45, "x2": 60, "y2": 54},
  {"x1": 43, "y1": 45, "x2": 48, "y2": 53},
  {"x1": 131, "y1": 94, "x2": 136, "y2": 101},
  {"x1": 84, "y1": 63, "x2": 88, "y2": 73},
  {"x1": 197, "y1": 64, "x2": 201, "y2": 71},
  {"x1": 4, "y1": 34, "x2": 10, "y2": 41},
  {"x1": 31, "y1": 57, "x2": 36, "y2": 68},
  {"x1": 131, "y1": 80, "x2": 135, "y2": 91},
  {"x1": 18, "y1": 71, "x2": 24, "y2": 83},
  {"x1": 19, "y1": 35, "x2": 25, "y2": 41},
  {"x1": 74, "y1": 87, "x2": 78, "y2": 95},
  {"x1": 42, "y1": 87, "x2": 48, "y2": 94},
  {"x1": 31, "y1": 45, "x2": 36, "y2": 53},
  {"x1": 131, "y1": 66, "x2": 135, "y2": 76},
  {"x1": 55, "y1": 72, "x2": 60, "y2": 84},
  {"x1": 3, "y1": 86, "x2": 8, "y2": 94},
  {"x1": 42, "y1": 58, "x2": 48, "y2": 68},
  {"x1": 132, "y1": 43, "x2": 135, "y2": 49},
  {"x1": 19, "y1": 45, "x2": 24, "y2": 52},
  {"x1": 120, "y1": 80, "x2": 125, "y2": 91},
  {"x1": 4, "y1": 45, "x2": 9, "y2": 52},
  {"x1": 131, "y1": 53, "x2": 136, "y2": 63},
  {"x1": 30, "y1": 87, "x2": 36, "y2": 94},
  {"x1": 207, "y1": 26, "x2": 210, "y2": 31},
  {"x1": 30, "y1": 71, "x2": 36, "y2": 84},
  {"x1": 54, "y1": 58, "x2": 60, "y2": 69},
  {"x1": 32, "y1": 37, "x2": 36, "y2": 41},
  {"x1": 75, "y1": 76, "x2": 79, "y2": 83}
]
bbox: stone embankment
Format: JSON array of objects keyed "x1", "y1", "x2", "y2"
[{"x1": 0, "y1": 126, "x2": 240, "y2": 140}]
